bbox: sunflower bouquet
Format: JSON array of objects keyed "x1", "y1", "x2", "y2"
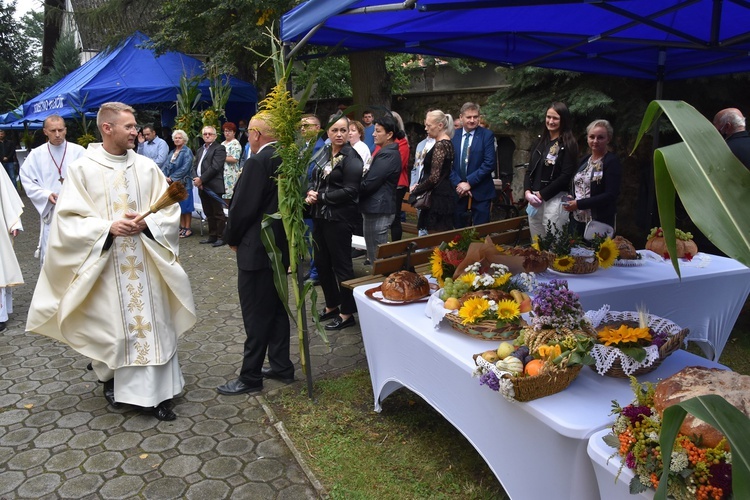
[
  {"x1": 534, "y1": 221, "x2": 618, "y2": 273},
  {"x1": 430, "y1": 229, "x2": 478, "y2": 286},
  {"x1": 603, "y1": 378, "x2": 732, "y2": 499}
]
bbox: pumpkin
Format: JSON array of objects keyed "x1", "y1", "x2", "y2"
[
  {"x1": 645, "y1": 236, "x2": 698, "y2": 259},
  {"x1": 496, "y1": 356, "x2": 524, "y2": 376},
  {"x1": 524, "y1": 359, "x2": 545, "y2": 377}
]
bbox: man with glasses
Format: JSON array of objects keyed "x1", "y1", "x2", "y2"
[
  {"x1": 26, "y1": 102, "x2": 196, "y2": 421},
  {"x1": 192, "y1": 126, "x2": 227, "y2": 246}
]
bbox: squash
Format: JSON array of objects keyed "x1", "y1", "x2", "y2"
[
  {"x1": 496, "y1": 356, "x2": 524, "y2": 376},
  {"x1": 524, "y1": 359, "x2": 545, "y2": 377}
]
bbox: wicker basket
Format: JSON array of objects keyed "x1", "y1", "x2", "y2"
[
  {"x1": 588, "y1": 310, "x2": 689, "y2": 378},
  {"x1": 446, "y1": 313, "x2": 525, "y2": 341},
  {"x1": 474, "y1": 354, "x2": 582, "y2": 402}
]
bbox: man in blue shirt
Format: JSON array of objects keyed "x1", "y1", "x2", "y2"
[
  {"x1": 362, "y1": 110, "x2": 375, "y2": 153},
  {"x1": 137, "y1": 125, "x2": 169, "y2": 170}
]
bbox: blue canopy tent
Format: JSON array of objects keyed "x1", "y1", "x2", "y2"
[
  {"x1": 7, "y1": 31, "x2": 256, "y2": 128},
  {"x1": 281, "y1": 0, "x2": 750, "y2": 84}
]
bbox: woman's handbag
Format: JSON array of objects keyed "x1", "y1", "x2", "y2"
[
  {"x1": 584, "y1": 220, "x2": 614, "y2": 240},
  {"x1": 410, "y1": 191, "x2": 432, "y2": 209}
]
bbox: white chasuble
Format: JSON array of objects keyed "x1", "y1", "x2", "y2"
[{"x1": 26, "y1": 147, "x2": 196, "y2": 371}]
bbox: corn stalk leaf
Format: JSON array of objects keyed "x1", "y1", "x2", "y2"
[
  {"x1": 261, "y1": 213, "x2": 292, "y2": 320},
  {"x1": 656, "y1": 394, "x2": 750, "y2": 500},
  {"x1": 632, "y1": 101, "x2": 750, "y2": 276}
]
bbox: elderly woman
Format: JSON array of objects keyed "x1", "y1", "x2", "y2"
[
  {"x1": 348, "y1": 120, "x2": 372, "y2": 165},
  {"x1": 221, "y1": 122, "x2": 242, "y2": 200},
  {"x1": 523, "y1": 102, "x2": 579, "y2": 239},
  {"x1": 359, "y1": 115, "x2": 402, "y2": 264},
  {"x1": 410, "y1": 109, "x2": 455, "y2": 233},
  {"x1": 305, "y1": 114, "x2": 364, "y2": 330},
  {"x1": 563, "y1": 119, "x2": 622, "y2": 237},
  {"x1": 164, "y1": 129, "x2": 195, "y2": 237}
]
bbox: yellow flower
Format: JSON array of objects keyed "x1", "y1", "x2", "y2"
[
  {"x1": 537, "y1": 344, "x2": 562, "y2": 360},
  {"x1": 495, "y1": 244, "x2": 507, "y2": 253},
  {"x1": 553, "y1": 255, "x2": 575, "y2": 272},
  {"x1": 458, "y1": 272, "x2": 476, "y2": 287},
  {"x1": 597, "y1": 238, "x2": 619, "y2": 268},
  {"x1": 598, "y1": 325, "x2": 652, "y2": 346},
  {"x1": 496, "y1": 299, "x2": 520, "y2": 321},
  {"x1": 493, "y1": 273, "x2": 511, "y2": 287},
  {"x1": 531, "y1": 236, "x2": 540, "y2": 252},
  {"x1": 458, "y1": 297, "x2": 490, "y2": 325},
  {"x1": 430, "y1": 248, "x2": 444, "y2": 285}
]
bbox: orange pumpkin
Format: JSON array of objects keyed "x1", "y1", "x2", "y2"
[{"x1": 524, "y1": 359, "x2": 545, "y2": 377}]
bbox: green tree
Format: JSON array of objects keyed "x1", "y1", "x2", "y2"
[
  {"x1": 0, "y1": 0, "x2": 40, "y2": 109},
  {"x1": 44, "y1": 33, "x2": 80, "y2": 87},
  {"x1": 21, "y1": 10, "x2": 44, "y2": 73}
]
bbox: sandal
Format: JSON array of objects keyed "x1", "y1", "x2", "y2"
[{"x1": 180, "y1": 229, "x2": 193, "y2": 238}]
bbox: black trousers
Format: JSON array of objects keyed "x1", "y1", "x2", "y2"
[
  {"x1": 313, "y1": 219, "x2": 357, "y2": 315},
  {"x1": 199, "y1": 189, "x2": 226, "y2": 239},
  {"x1": 237, "y1": 267, "x2": 293, "y2": 385}
]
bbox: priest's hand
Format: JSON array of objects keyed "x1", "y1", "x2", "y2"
[
  {"x1": 110, "y1": 212, "x2": 147, "y2": 237},
  {"x1": 49, "y1": 193, "x2": 58, "y2": 205}
]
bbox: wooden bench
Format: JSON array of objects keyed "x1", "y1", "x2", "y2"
[
  {"x1": 401, "y1": 192, "x2": 418, "y2": 236},
  {"x1": 343, "y1": 216, "x2": 530, "y2": 289}
]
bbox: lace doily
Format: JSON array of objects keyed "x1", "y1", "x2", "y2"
[
  {"x1": 585, "y1": 305, "x2": 683, "y2": 376},
  {"x1": 474, "y1": 355, "x2": 517, "y2": 402}
]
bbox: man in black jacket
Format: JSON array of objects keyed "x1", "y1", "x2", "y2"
[
  {"x1": 217, "y1": 113, "x2": 294, "y2": 395},
  {"x1": 713, "y1": 108, "x2": 750, "y2": 169},
  {"x1": 192, "y1": 125, "x2": 227, "y2": 246}
]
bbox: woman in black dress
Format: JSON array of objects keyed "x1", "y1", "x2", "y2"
[{"x1": 410, "y1": 109, "x2": 456, "y2": 233}]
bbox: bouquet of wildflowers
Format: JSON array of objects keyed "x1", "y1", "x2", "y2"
[
  {"x1": 530, "y1": 279, "x2": 590, "y2": 331},
  {"x1": 604, "y1": 378, "x2": 732, "y2": 499},
  {"x1": 534, "y1": 221, "x2": 619, "y2": 271},
  {"x1": 430, "y1": 229, "x2": 478, "y2": 286}
]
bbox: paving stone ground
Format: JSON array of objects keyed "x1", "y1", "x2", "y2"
[{"x1": 1, "y1": 191, "x2": 372, "y2": 499}]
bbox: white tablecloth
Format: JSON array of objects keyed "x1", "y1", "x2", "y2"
[
  {"x1": 538, "y1": 253, "x2": 750, "y2": 361},
  {"x1": 353, "y1": 286, "x2": 726, "y2": 500}
]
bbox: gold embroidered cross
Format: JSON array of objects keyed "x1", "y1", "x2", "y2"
[
  {"x1": 120, "y1": 255, "x2": 144, "y2": 279},
  {"x1": 113, "y1": 193, "x2": 136, "y2": 214},
  {"x1": 128, "y1": 315, "x2": 152, "y2": 339}
]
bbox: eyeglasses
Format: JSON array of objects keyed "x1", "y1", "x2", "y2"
[
  {"x1": 250, "y1": 127, "x2": 262, "y2": 136},
  {"x1": 203, "y1": 132, "x2": 216, "y2": 136}
]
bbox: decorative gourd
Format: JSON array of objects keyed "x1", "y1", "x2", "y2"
[
  {"x1": 524, "y1": 359, "x2": 545, "y2": 377},
  {"x1": 496, "y1": 356, "x2": 524, "y2": 375}
]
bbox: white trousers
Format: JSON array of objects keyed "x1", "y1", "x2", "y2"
[{"x1": 528, "y1": 191, "x2": 568, "y2": 240}]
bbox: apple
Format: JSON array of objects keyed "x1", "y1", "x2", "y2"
[
  {"x1": 519, "y1": 298, "x2": 532, "y2": 313},
  {"x1": 496, "y1": 341, "x2": 515, "y2": 359}
]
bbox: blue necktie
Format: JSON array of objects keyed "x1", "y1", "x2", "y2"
[{"x1": 460, "y1": 132, "x2": 471, "y2": 180}]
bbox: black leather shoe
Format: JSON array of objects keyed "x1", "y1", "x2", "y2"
[
  {"x1": 151, "y1": 401, "x2": 176, "y2": 421},
  {"x1": 325, "y1": 315, "x2": 356, "y2": 330},
  {"x1": 0, "y1": 322, "x2": 6, "y2": 332},
  {"x1": 261, "y1": 367, "x2": 295, "y2": 384},
  {"x1": 200, "y1": 238, "x2": 218, "y2": 244},
  {"x1": 211, "y1": 239, "x2": 226, "y2": 247},
  {"x1": 318, "y1": 307, "x2": 340, "y2": 321},
  {"x1": 103, "y1": 379, "x2": 120, "y2": 408},
  {"x1": 217, "y1": 379, "x2": 262, "y2": 395}
]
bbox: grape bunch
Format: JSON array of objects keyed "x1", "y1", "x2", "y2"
[{"x1": 442, "y1": 278, "x2": 470, "y2": 299}]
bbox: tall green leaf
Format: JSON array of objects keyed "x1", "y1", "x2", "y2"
[
  {"x1": 260, "y1": 213, "x2": 291, "y2": 320},
  {"x1": 632, "y1": 101, "x2": 750, "y2": 275},
  {"x1": 656, "y1": 395, "x2": 750, "y2": 499}
]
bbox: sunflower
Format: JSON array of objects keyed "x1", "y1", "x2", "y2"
[
  {"x1": 598, "y1": 325, "x2": 652, "y2": 346},
  {"x1": 596, "y1": 238, "x2": 619, "y2": 268},
  {"x1": 531, "y1": 236, "x2": 541, "y2": 252},
  {"x1": 457, "y1": 272, "x2": 477, "y2": 287},
  {"x1": 430, "y1": 248, "x2": 444, "y2": 285},
  {"x1": 493, "y1": 273, "x2": 512, "y2": 288},
  {"x1": 553, "y1": 255, "x2": 575, "y2": 272},
  {"x1": 458, "y1": 297, "x2": 490, "y2": 325},
  {"x1": 495, "y1": 299, "x2": 520, "y2": 321}
]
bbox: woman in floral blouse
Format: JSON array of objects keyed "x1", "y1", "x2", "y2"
[
  {"x1": 221, "y1": 122, "x2": 242, "y2": 200},
  {"x1": 563, "y1": 119, "x2": 622, "y2": 236},
  {"x1": 305, "y1": 114, "x2": 364, "y2": 331}
]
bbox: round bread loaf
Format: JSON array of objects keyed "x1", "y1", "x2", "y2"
[
  {"x1": 505, "y1": 246, "x2": 554, "y2": 273},
  {"x1": 653, "y1": 366, "x2": 750, "y2": 449},
  {"x1": 646, "y1": 236, "x2": 698, "y2": 258},
  {"x1": 381, "y1": 271, "x2": 431, "y2": 301},
  {"x1": 613, "y1": 236, "x2": 638, "y2": 260}
]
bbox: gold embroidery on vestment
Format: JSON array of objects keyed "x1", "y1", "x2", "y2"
[{"x1": 120, "y1": 255, "x2": 144, "y2": 280}]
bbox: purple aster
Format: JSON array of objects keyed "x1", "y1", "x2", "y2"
[{"x1": 479, "y1": 371, "x2": 500, "y2": 391}]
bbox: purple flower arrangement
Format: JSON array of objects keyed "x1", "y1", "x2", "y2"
[{"x1": 530, "y1": 279, "x2": 589, "y2": 331}]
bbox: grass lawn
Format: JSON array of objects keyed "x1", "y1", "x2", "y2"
[{"x1": 266, "y1": 299, "x2": 749, "y2": 498}]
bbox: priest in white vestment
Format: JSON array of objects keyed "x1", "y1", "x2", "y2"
[
  {"x1": 0, "y1": 166, "x2": 24, "y2": 332},
  {"x1": 19, "y1": 114, "x2": 85, "y2": 265},
  {"x1": 26, "y1": 103, "x2": 196, "y2": 421}
]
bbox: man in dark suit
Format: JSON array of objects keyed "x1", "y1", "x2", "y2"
[
  {"x1": 192, "y1": 125, "x2": 227, "y2": 246},
  {"x1": 217, "y1": 113, "x2": 294, "y2": 395},
  {"x1": 713, "y1": 108, "x2": 750, "y2": 169},
  {"x1": 450, "y1": 102, "x2": 497, "y2": 227}
]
